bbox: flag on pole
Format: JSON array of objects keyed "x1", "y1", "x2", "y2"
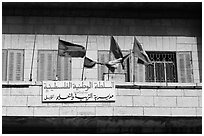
[
  {"x1": 110, "y1": 36, "x2": 130, "y2": 69},
  {"x1": 58, "y1": 39, "x2": 86, "y2": 58},
  {"x1": 84, "y1": 57, "x2": 97, "y2": 68},
  {"x1": 110, "y1": 36, "x2": 123, "y2": 59},
  {"x1": 133, "y1": 37, "x2": 152, "y2": 65}
]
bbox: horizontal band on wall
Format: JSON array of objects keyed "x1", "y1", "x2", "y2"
[{"x1": 2, "y1": 116, "x2": 201, "y2": 134}]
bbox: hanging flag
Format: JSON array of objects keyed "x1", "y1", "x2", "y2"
[
  {"x1": 84, "y1": 57, "x2": 97, "y2": 68},
  {"x1": 110, "y1": 36, "x2": 123, "y2": 59},
  {"x1": 58, "y1": 39, "x2": 86, "y2": 58},
  {"x1": 133, "y1": 37, "x2": 152, "y2": 65},
  {"x1": 110, "y1": 36, "x2": 130, "y2": 69}
]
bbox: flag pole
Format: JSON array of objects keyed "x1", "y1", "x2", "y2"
[
  {"x1": 108, "y1": 36, "x2": 112, "y2": 81},
  {"x1": 29, "y1": 33, "x2": 37, "y2": 81},
  {"x1": 81, "y1": 35, "x2": 89, "y2": 81}
]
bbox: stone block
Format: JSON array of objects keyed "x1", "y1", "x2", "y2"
[
  {"x1": 142, "y1": 36, "x2": 150, "y2": 51},
  {"x1": 27, "y1": 96, "x2": 47, "y2": 106},
  {"x1": 133, "y1": 96, "x2": 154, "y2": 106},
  {"x1": 169, "y1": 37, "x2": 177, "y2": 51},
  {"x1": 2, "y1": 96, "x2": 10, "y2": 106},
  {"x1": 171, "y1": 108, "x2": 196, "y2": 116},
  {"x1": 198, "y1": 97, "x2": 202, "y2": 107},
  {"x1": 176, "y1": 43, "x2": 192, "y2": 51},
  {"x1": 155, "y1": 97, "x2": 176, "y2": 107},
  {"x1": 117, "y1": 89, "x2": 140, "y2": 96},
  {"x1": 4, "y1": 34, "x2": 12, "y2": 48},
  {"x1": 96, "y1": 107, "x2": 114, "y2": 116},
  {"x1": 193, "y1": 69, "x2": 200, "y2": 81},
  {"x1": 2, "y1": 107, "x2": 7, "y2": 116},
  {"x1": 144, "y1": 108, "x2": 171, "y2": 116},
  {"x1": 114, "y1": 107, "x2": 143, "y2": 116},
  {"x1": 149, "y1": 37, "x2": 157, "y2": 51},
  {"x1": 183, "y1": 90, "x2": 199, "y2": 97},
  {"x1": 34, "y1": 107, "x2": 59, "y2": 116},
  {"x1": 7, "y1": 107, "x2": 34, "y2": 116},
  {"x1": 10, "y1": 88, "x2": 29, "y2": 96},
  {"x1": 84, "y1": 68, "x2": 98, "y2": 79},
  {"x1": 177, "y1": 37, "x2": 197, "y2": 44},
  {"x1": 115, "y1": 96, "x2": 133, "y2": 106},
  {"x1": 87, "y1": 42, "x2": 98, "y2": 51},
  {"x1": 60, "y1": 107, "x2": 77, "y2": 116},
  {"x1": 156, "y1": 37, "x2": 163, "y2": 51},
  {"x1": 72, "y1": 68, "x2": 82, "y2": 79},
  {"x1": 11, "y1": 35, "x2": 19, "y2": 49},
  {"x1": 76, "y1": 107, "x2": 95, "y2": 116},
  {"x1": 177, "y1": 97, "x2": 198, "y2": 107},
  {"x1": 162, "y1": 37, "x2": 170, "y2": 51},
  {"x1": 72, "y1": 58, "x2": 83, "y2": 69},
  {"x1": 196, "y1": 108, "x2": 202, "y2": 116},
  {"x1": 86, "y1": 51, "x2": 97, "y2": 60},
  {"x1": 140, "y1": 89, "x2": 157, "y2": 96},
  {"x1": 157, "y1": 89, "x2": 183, "y2": 97},
  {"x1": 2, "y1": 88, "x2": 10, "y2": 96},
  {"x1": 4, "y1": 96, "x2": 27, "y2": 106}
]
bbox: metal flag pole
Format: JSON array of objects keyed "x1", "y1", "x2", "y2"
[
  {"x1": 108, "y1": 36, "x2": 112, "y2": 81},
  {"x1": 29, "y1": 33, "x2": 37, "y2": 81},
  {"x1": 81, "y1": 35, "x2": 89, "y2": 81}
]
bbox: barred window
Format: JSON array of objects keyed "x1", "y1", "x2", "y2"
[{"x1": 145, "y1": 52, "x2": 178, "y2": 82}]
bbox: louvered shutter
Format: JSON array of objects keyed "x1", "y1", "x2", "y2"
[
  {"x1": 177, "y1": 52, "x2": 193, "y2": 83},
  {"x1": 98, "y1": 51, "x2": 109, "y2": 80},
  {"x1": 133, "y1": 55, "x2": 145, "y2": 82},
  {"x1": 38, "y1": 50, "x2": 57, "y2": 81},
  {"x1": 7, "y1": 50, "x2": 24, "y2": 81},
  {"x1": 57, "y1": 55, "x2": 72, "y2": 81},
  {"x1": 2, "y1": 50, "x2": 7, "y2": 81}
]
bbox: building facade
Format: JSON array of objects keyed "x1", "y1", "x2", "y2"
[{"x1": 2, "y1": 2, "x2": 202, "y2": 133}]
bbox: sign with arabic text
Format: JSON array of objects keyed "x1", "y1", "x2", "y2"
[{"x1": 42, "y1": 81, "x2": 115, "y2": 102}]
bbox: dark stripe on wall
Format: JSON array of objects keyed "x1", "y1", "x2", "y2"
[{"x1": 2, "y1": 116, "x2": 202, "y2": 134}]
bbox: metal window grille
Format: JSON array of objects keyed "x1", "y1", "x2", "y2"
[{"x1": 145, "y1": 52, "x2": 178, "y2": 82}]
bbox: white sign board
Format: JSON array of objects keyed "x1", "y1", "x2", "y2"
[{"x1": 42, "y1": 81, "x2": 115, "y2": 102}]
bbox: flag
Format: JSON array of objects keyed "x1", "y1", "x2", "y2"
[
  {"x1": 133, "y1": 37, "x2": 152, "y2": 65},
  {"x1": 110, "y1": 36, "x2": 130, "y2": 69},
  {"x1": 58, "y1": 39, "x2": 86, "y2": 58},
  {"x1": 110, "y1": 36, "x2": 123, "y2": 59},
  {"x1": 84, "y1": 57, "x2": 97, "y2": 68}
]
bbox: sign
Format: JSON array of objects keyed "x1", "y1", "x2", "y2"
[{"x1": 42, "y1": 81, "x2": 115, "y2": 102}]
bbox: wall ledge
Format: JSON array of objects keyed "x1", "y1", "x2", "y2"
[{"x1": 2, "y1": 81, "x2": 202, "y2": 89}]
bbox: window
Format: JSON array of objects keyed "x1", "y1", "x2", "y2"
[
  {"x1": 133, "y1": 51, "x2": 193, "y2": 83},
  {"x1": 2, "y1": 49, "x2": 24, "y2": 81},
  {"x1": 37, "y1": 50, "x2": 71, "y2": 81},
  {"x1": 145, "y1": 52, "x2": 178, "y2": 82},
  {"x1": 98, "y1": 50, "x2": 130, "y2": 82}
]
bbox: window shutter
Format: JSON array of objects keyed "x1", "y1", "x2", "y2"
[
  {"x1": 38, "y1": 52, "x2": 45, "y2": 81},
  {"x1": 177, "y1": 52, "x2": 193, "y2": 83},
  {"x1": 7, "y1": 50, "x2": 24, "y2": 81},
  {"x1": 57, "y1": 56, "x2": 71, "y2": 81},
  {"x1": 38, "y1": 50, "x2": 57, "y2": 81},
  {"x1": 98, "y1": 51, "x2": 109, "y2": 80},
  {"x1": 133, "y1": 56, "x2": 145, "y2": 82},
  {"x1": 2, "y1": 50, "x2": 7, "y2": 81}
]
